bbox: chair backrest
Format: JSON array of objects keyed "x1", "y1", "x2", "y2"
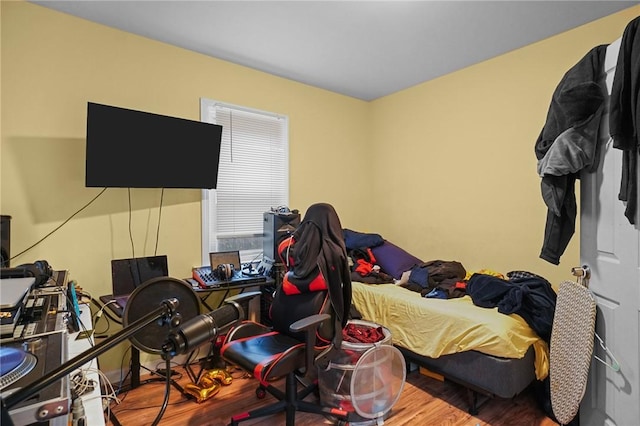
[
  {"x1": 269, "y1": 269, "x2": 334, "y2": 347},
  {"x1": 272, "y1": 203, "x2": 352, "y2": 350}
]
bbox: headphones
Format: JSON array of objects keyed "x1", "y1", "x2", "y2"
[
  {"x1": 16, "y1": 260, "x2": 53, "y2": 287},
  {"x1": 213, "y1": 263, "x2": 235, "y2": 281}
]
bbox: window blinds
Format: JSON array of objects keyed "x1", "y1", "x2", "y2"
[{"x1": 200, "y1": 99, "x2": 289, "y2": 261}]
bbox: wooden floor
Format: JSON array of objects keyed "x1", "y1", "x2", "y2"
[{"x1": 107, "y1": 363, "x2": 559, "y2": 426}]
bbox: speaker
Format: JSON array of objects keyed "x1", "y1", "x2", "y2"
[
  {"x1": 263, "y1": 211, "x2": 300, "y2": 262},
  {"x1": 1, "y1": 215, "x2": 11, "y2": 267}
]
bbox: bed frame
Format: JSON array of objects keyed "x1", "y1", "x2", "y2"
[{"x1": 397, "y1": 345, "x2": 536, "y2": 414}]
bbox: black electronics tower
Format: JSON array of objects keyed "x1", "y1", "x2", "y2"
[
  {"x1": 261, "y1": 211, "x2": 300, "y2": 326},
  {"x1": 1, "y1": 215, "x2": 11, "y2": 267},
  {"x1": 262, "y1": 211, "x2": 300, "y2": 263}
]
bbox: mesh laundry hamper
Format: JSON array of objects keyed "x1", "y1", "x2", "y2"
[{"x1": 318, "y1": 320, "x2": 406, "y2": 425}]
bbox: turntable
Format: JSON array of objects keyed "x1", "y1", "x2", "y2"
[
  {"x1": 0, "y1": 332, "x2": 69, "y2": 425},
  {"x1": 0, "y1": 347, "x2": 37, "y2": 390}
]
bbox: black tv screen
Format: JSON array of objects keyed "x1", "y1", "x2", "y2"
[{"x1": 85, "y1": 102, "x2": 222, "y2": 189}]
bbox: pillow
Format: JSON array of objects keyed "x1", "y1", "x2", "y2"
[
  {"x1": 343, "y1": 229, "x2": 385, "y2": 251},
  {"x1": 370, "y1": 241, "x2": 423, "y2": 280}
]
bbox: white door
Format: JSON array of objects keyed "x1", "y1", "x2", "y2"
[{"x1": 580, "y1": 38, "x2": 640, "y2": 425}]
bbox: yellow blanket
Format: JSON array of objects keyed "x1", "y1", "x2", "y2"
[{"x1": 351, "y1": 282, "x2": 549, "y2": 380}]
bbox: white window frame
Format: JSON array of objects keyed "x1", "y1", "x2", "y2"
[{"x1": 200, "y1": 98, "x2": 289, "y2": 265}]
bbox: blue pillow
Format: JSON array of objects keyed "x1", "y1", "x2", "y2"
[
  {"x1": 371, "y1": 241, "x2": 423, "y2": 280},
  {"x1": 343, "y1": 229, "x2": 385, "y2": 251}
]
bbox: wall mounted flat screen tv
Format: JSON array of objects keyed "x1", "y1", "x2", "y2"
[{"x1": 85, "y1": 102, "x2": 222, "y2": 189}]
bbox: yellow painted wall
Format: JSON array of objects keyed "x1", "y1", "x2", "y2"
[{"x1": 369, "y1": 5, "x2": 640, "y2": 285}]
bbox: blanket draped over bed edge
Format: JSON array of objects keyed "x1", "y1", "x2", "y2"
[{"x1": 351, "y1": 281, "x2": 549, "y2": 380}]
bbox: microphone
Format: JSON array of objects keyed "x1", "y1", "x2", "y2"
[{"x1": 162, "y1": 303, "x2": 242, "y2": 356}]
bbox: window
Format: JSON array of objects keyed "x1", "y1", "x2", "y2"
[{"x1": 200, "y1": 98, "x2": 289, "y2": 264}]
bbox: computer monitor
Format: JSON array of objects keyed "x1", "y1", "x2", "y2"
[
  {"x1": 111, "y1": 255, "x2": 169, "y2": 297},
  {"x1": 209, "y1": 251, "x2": 241, "y2": 270}
]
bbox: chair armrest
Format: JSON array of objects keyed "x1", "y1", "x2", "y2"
[
  {"x1": 290, "y1": 313, "x2": 331, "y2": 377},
  {"x1": 289, "y1": 313, "x2": 330, "y2": 333},
  {"x1": 224, "y1": 291, "x2": 261, "y2": 305}
]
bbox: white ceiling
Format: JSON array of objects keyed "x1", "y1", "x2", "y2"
[{"x1": 32, "y1": 1, "x2": 638, "y2": 101}]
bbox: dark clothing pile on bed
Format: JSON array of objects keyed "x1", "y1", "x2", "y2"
[
  {"x1": 343, "y1": 229, "x2": 467, "y2": 299},
  {"x1": 466, "y1": 272, "x2": 557, "y2": 342},
  {"x1": 347, "y1": 247, "x2": 394, "y2": 284},
  {"x1": 403, "y1": 260, "x2": 467, "y2": 299},
  {"x1": 343, "y1": 229, "x2": 396, "y2": 284}
]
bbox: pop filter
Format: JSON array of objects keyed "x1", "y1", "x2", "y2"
[{"x1": 124, "y1": 277, "x2": 200, "y2": 354}]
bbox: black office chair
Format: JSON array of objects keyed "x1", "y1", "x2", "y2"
[{"x1": 220, "y1": 203, "x2": 352, "y2": 426}]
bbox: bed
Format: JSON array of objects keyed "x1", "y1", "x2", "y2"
[{"x1": 350, "y1": 281, "x2": 549, "y2": 414}]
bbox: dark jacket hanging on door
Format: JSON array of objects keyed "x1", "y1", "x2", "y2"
[
  {"x1": 535, "y1": 45, "x2": 607, "y2": 265},
  {"x1": 609, "y1": 16, "x2": 640, "y2": 225}
]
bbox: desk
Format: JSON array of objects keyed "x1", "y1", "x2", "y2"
[
  {"x1": 190, "y1": 278, "x2": 274, "y2": 312},
  {"x1": 98, "y1": 277, "x2": 273, "y2": 389},
  {"x1": 68, "y1": 302, "x2": 105, "y2": 426}
]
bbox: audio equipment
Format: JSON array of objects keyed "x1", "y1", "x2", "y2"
[
  {"x1": 0, "y1": 332, "x2": 70, "y2": 426},
  {"x1": 20, "y1": 261, "x2": 52, "y2": 288},
  {"x1": 163, "y1": 303, "x2": 242, "y2": 356},
  {"x1": 254, "y1": 256, "x2": 274, "y2": 277},
  {"x1": 192, "y1": 251, "x2": 268, "y2": 289},
  {"x1": 1, "y1": 261, "x2": 53, "y2": 288},
  {"x1": 3, "y1": 277, "x2": 188, "y2": 426},
  {"x1": 191, "y1": 265, "x2": 267, "y2": 289},
  {"x1": 66, "y1": 281, "x2": 82, "y2": 333},
  {"x1": 1, "y1": 271, "x2": 69, "y2": 342},
  {"x1": 0, "y1": 278, "x2": 35, "y2": 338},
  {"x1": 263, "y1": 211, "x2": 300, "y2": 263},
  {"x1": 192, "y1": 266, "x2": 216, "y2": 287},
  {"x1": 1, "y1": 215, "x2": 10, "y2": 268}
]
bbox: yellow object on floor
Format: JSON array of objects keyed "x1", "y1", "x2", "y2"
[
  {"x1": 203, "y1": 368, "x2": 233, "y2": 385},
  {"x1": 419, "y1": 366, "x2": 445, "y2": 382},
  {"x1": 184, "y1": 368, "x2": 233, "y2": 403}
]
